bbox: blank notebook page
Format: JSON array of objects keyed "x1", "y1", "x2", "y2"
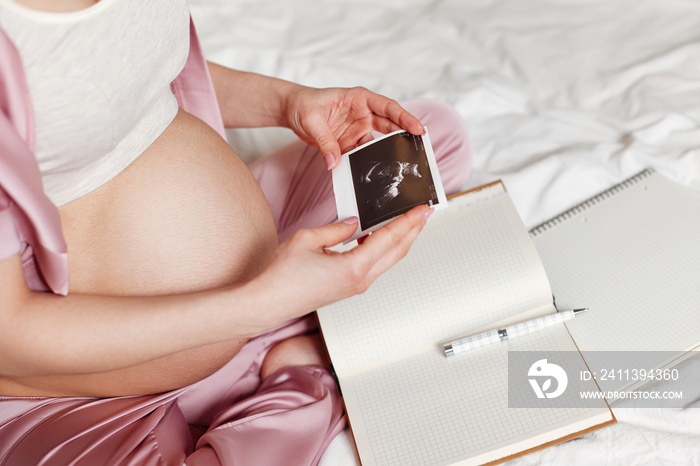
[
  {"x1": 532, "y1": 169, "x2": 700, "y2": 353},
  {"x1": 343, "y1": 327, "x2": 609, "y2": 466}
]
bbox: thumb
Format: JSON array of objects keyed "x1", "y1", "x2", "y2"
[
  {"x1": 306, "y1": 217, "x2": 359, "y2": 248},
  {"x1": 310, "y1": 121, "x2": 341, "y2": 170}
]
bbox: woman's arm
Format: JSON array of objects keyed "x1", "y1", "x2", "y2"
[
  {"x1": 206, "y1": 62, "x2": 424, "y2": 169},
  {"x1": 0, "y1": 253, "x2": 255, "y2": 378},
  {"x1": 0, "y1": 205, "x2": 430, "y2": 378},
  {"x1": 207, "y1": 64, "x2": 300, "y2": 128}
]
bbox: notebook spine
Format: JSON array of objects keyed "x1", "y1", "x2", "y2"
[{"x1": 529, "y1": 168, "x2": 655, "y2": 237}]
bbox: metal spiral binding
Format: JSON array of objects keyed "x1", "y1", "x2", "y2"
[{"x1": 529, "y1": 168, "x2": 655, "y2": 237}]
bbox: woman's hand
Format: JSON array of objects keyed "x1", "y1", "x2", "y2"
[
  {"x1": 206, "y1": 64, "x2": 422, "y2": 167},
  {"x1": 284, "y1": 86, "x2": 425, "y2": 170},
  {"x1": 243, "y1": 205, "x2": 433, "y2": 333}
]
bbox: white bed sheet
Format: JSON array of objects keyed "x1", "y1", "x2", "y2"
[{"x1": 188, "y1": 0, "x2": 700, "y2": 464}]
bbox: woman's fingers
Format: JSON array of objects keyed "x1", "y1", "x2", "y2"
[
  {"x1": 369, "y1": 206, "x2": 432, "y2": 279},
  {"x1": 289, "y1": 87, "x2": 424, "y2": 170},
  {"x1": 294, "y1": 108, "x2": 343, "y2": 170},
  {"x1": 346, "y1": 205, "x2": 432, "y2": 286},
  {"x1": 365, "y1": 92, "x2": 424, "y2": 136},
  {"x1": 335, "y1": 111, "x2": 422, "y2": 156},
  {"x1": 366, "y1": 210, "x2": 429, "y2": 281},
  {"x1": 370, "y1": 114, "x2": 403, "y2": 136},
  {"x1": 336, "y1": 115, "x2": 401, "y2": 152},
  {"x1": 298, "y1": 216, "x2": 359, "y2": 249}
]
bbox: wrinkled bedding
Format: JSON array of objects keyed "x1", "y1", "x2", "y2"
[{"x1": 189, "y1": 0, "x2": 700, "y2": 464}]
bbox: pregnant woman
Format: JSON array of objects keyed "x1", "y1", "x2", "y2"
[{"x1": 0, "y1": 0, "x2": 471, "y2": 464}]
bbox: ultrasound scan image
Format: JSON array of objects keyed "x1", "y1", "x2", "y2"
[{"x1": 350, "y1": 132, "x2": 438, "y2": 230}]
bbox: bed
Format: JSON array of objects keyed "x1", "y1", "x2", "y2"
[{"x1": 188, "y1": 0, "x2": 700, "y2": 464}]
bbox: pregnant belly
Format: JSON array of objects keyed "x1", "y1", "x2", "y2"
[
  {"x1": 10, "y1": 110, "x2": 281, "y2": 397},
  {"x1": 60, "y1": 109, "x2": 278, "y2": 297}
]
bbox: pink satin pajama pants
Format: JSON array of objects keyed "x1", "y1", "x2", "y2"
[{"x1": 0, "y1": 99, "x2": 471, "y2": 466}]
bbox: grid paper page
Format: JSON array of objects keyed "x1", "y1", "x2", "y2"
[
  {"x1": 531, "y1": 171, "x2": 700, "y2": 389},
  {"x1": 318, "y1": 186, "x2": 554, "y2": 373},
  {"x1": 341, "y1": 326, "x2": 609, "y2": 466}
]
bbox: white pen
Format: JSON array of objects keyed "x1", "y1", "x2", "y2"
[{"x1": 443, "y1": 308, "x2": 588, "y2": 357}]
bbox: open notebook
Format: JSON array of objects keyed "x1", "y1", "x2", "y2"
[
  {"x1": 530, "y1": 168, "x2": 700, "y2": 394},
  {"x1": 317, "y1": 182, "x2": 614, "y2": 466}
]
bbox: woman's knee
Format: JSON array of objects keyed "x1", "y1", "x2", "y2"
[
  {"x1": 260, "y1": 333, "x2": 330, "y2": 380},
  {"x1": 401, "y1": 99, "x2": 472, "y2": 194}
]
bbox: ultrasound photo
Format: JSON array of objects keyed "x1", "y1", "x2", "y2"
[{"x1": 350, "y1": 132, "x2": 439, "y2": 230}]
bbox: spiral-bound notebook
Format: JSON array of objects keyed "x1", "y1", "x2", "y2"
[{"x1": 531, "y1": 169, "x2": 700, "y2": 393}]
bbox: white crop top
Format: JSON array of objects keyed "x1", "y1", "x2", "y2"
[{"x1": 0, "y1": 0, "x2": 190, "y2": 206}]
